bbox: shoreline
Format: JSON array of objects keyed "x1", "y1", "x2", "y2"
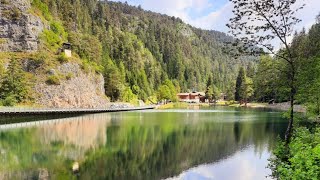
[{"x1": 157, "y1": 101, "x2": 306, "y2": 113}]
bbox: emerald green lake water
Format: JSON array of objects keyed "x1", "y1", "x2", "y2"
[{"x1": 0, "y1": 107, "x2": 286, "y2": 180}]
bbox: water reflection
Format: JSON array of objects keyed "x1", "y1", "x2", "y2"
[
  {"x1": 167, "y1": 146, "x2": 273, "y2": 180},
  {"x1": 0, "y1": 108, "x2": 286, "y2": 179}
]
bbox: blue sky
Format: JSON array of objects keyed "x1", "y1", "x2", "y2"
[{"x1": 109, "y1": 0, "x2": 319, "y2": 35}]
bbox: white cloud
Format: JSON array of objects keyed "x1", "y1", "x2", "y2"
[
  {"x1": 189, "y1": 2, "x2": 233, "y2": 31},
  {"x1": 296, "y1": 0, "x2": 319, "y2": 31}
]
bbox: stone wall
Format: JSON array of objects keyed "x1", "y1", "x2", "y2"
[{"x1": 0, "y1": 0, "x2": 43, "y2": 52}]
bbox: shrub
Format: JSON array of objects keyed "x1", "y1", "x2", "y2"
[
  {"x1": 40, "y1": 30, "x2": 62, "y2": 51},
  {"x1": 66, "y1": 73, "x2": 73, "y2": 80},
  {"x1": 50, "y1": 21, "x2": 67, "y2": 40},
  {"x1": 270, "y1": 127, "x2": 320, "y2": 179},
  {"x1": 31, "y1": 0, "x2": 52, "y2": 21},
  {"x1": 57, "y1": 53, "x2": 68, "y2": 63},
  {"x1": 0, "y1": 38, "x2": 7, "y2": 44},
  {"x1": 2, "y1": 95, "x2": 17, "y2": 107},
  {"x1": 11, "y1": 7, "x2": 22, "y2": 21},
  {"x1": 81, "y1": 60, "x2": 90, "y2": 74},
  {"x1": 46, "y1": 75, "x2": 60, "y2": 85},
  {"x1": 32, "y1": 51, "x2": 48, "y2": 66}
]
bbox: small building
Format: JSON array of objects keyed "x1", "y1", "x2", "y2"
[
  {"x1": 62, "y1": 42, "x2": 72, "y2": 57},
  {"x1": 177, "y1": 92, "x2": 206, "y2": 103}
]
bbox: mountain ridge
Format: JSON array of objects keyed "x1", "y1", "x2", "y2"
[{"x1": 0, "y1": 0, "x2": 256, "y2": 106}]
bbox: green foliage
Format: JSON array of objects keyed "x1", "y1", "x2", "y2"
[
  {"x1": 0, "y1": 60, "x2": 4, "y2": 79},
  {"x1": 0, "y1": 58, "x2": 30, "y2": 104},
  {"x1": 1, "y1": 95, "x2": 17, "y2": 107},
  {"x1": 11, "y1": 7, "x2": 22, "y2": 21},
  {"x1": 157, "y1": 80, "x2": 178, "y2": 102},
  {"x1": 46, "y1": 75, "x2": 60, "y2": 85},
  {"x1": 270, "y1": 127, "x2": 320, "y2": 180},
  {"x1": 241, "y1": 76, "x2": 253, "y2": 104},
  {"x1": 40, "y1": 29, "x2": 63, "y2": 51},
  {"x1": 206, "y1": 85, "x2": 220, "y2": 102},
  {"x1": 69, "y1": 33, "x2": 102, "y2": 63},
  {"x1": 235, "y1": 67, "x2": 254, "y2": 105},
  {"x1": 120, "y1": 87, "x2": 138, "y2": 104},
  {"x1": 31, "y1": 0, "x2": 52, "y2": 21},
  {"x1": 157, "y1": 85, "x2": 171, "y2": 101},
  {"x1": 50, "y1": 21, "x2": 67, "y2": 40},
  {"x1": 235, "y1": 67, "x2": 245, "y2": 101},
  {"x1": 39, "y1": 0, "x2": 256, "y2": 102},
  {"x1": 57, "y1": 53, "x2": 68, "y2": 63},
  {"x1": 65, "y1": 73, "x2": 74, "y2": 80},
  {"x1": 103, "y1": 58, "x2": 125, "y2": 101}
]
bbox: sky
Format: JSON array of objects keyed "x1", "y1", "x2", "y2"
[{"x1": 109, "y1": 0, "x2": 319, "y2": 34}]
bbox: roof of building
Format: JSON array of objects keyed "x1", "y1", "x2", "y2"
[
  {"x1": 177, "y1": 93, "x2": 190, "y2": 96},
  {"x1": 177, "y1": 92, "x2": 205, "y2": 96}
]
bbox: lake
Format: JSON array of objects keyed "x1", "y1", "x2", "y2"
[{"x1": 0, "y1": 106, "x2": 287, "y2": 180}]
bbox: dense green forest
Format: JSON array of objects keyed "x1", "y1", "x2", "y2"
[{"x1": 27, "y1": 0, "x2": 256, "y2": 103}]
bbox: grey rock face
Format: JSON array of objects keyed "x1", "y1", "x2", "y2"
[
  {"x1": 0, "y1": 0, "x2": 44, "y2": 52},
  {"x1": 35, "y1": 63, "x2": 109, "y2": 108}
]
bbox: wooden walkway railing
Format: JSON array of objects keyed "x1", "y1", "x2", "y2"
[{"x1": 0, "y1": 106, "x2": 156, "y2": 116}]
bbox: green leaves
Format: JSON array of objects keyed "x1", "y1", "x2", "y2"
[
  {"x1": 0, "y1": 58, "x2": 31, "y2": 105},
  {"x1": 271, "y1": 127, "x2": 320, "y2": 180},
  {"x1": 157, "y1": 80, "x2": 178, "y2": 102}
]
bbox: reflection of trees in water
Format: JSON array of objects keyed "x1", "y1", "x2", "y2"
[
  {"x1": 0, "y1": 113, "x2": 112, "y2": 179},
  {"x1": 0, "y1": 111, "x2": 287, "y2": 180},
  {"x1": 80, "y1": 113, "x2": 287, "y2": 180}
]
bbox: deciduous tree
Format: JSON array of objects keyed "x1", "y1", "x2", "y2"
[{"x1": 227, "y1": 0, "x2": 305, "y2": 143}]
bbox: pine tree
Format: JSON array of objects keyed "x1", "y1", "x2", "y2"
[
  {"x1": 235, "y1": 67, "x2": 245, "y2": 102},
  {"x1": 0, "y1": 58, "x2": 29, "y2": 105}
]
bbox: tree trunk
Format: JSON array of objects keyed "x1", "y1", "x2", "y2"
[
  {"x1": 285, "y1": 84, "x2": 295, "y2": 144},
  {"x1": 285, "y1": 94, "x2": 294, "y2": 144}
]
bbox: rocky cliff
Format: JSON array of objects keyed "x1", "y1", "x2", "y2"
[
  {"x1": 0, "y1": 0, "x2": 43, "y2": 52},
  {"x1": 34, "y1": 63, "x2": 108, "y2": 108},
  {"x1": 0, "y1": 0, "x2": 109, "y2": 108}
]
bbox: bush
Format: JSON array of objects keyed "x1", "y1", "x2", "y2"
[
  {"x1": 31, "y1": 0, "x2": 52, "y2": 21},
  {"x1": 50, "y1": 21, "x2": 67, "y2": 39},
  {"x1": 270, "y1": 127, "x2": 320, "y2": 179},
  {"x1": 2, "y1": 95, "x2": 17, "y2": 107},
  {"x1": 57, "y1": 53, "x2": 68, "y2": 63},
  {"x1": 40, "y1": 30, "x2": 62, "y2": 51},
  {"x1": 46, "y1": 75, "x2": 60, "y2": 85},
  {"x1": 65, "y1": 73, "x2": 73, "y2": 80},
  {"x1": 11, "y1": 7, "x2": 22, "y2": 21},
  {"x1": 0, "y1": 38, "x2": 7, "y2": 44}
]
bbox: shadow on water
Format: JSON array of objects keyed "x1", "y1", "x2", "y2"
[{"x1": 0, "y1": 107, "x2": 287, "y2": 180}]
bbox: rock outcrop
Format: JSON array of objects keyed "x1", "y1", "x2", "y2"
[
  {"x1": 0, "y1": 0, "x2": 43, "y2": 52},
  {"x1": 0, "y1": 1, "x2": 109, "y2": 108},
  {"x1": 35, "y1": 63, "x2": 109, "y2": 108}
]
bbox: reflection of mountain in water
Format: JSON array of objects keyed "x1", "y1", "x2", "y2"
[{"x1": 0, "y1": 109, "x2": 287, "y2": 180}]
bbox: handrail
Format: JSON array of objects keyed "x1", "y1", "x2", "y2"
[{"x1": 0, "y1": 106, "x2": 156, "y2": 115}]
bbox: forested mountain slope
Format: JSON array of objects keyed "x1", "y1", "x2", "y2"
[
  {"x1": 0, "y1": 0, "x2": 256, "y2": 105},
  {"x1": 39, "y1": 0, "x2": 256, "y2": 101}
]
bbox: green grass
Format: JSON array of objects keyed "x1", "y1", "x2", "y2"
[
  {"x1": 46, "y1": 75, "x2": 60, "y2": 85},
  {"x1": 157, "y1": 102, "x2": 189, "y2": 109}
]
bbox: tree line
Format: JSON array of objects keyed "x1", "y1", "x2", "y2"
[{"x1": 30, "y1": 0, "x2": 256, "y2": 103}]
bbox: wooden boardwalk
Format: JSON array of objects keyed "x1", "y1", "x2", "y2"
[{"x1": 0, "y1": 106, "x2": 156, "y2": 116}]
